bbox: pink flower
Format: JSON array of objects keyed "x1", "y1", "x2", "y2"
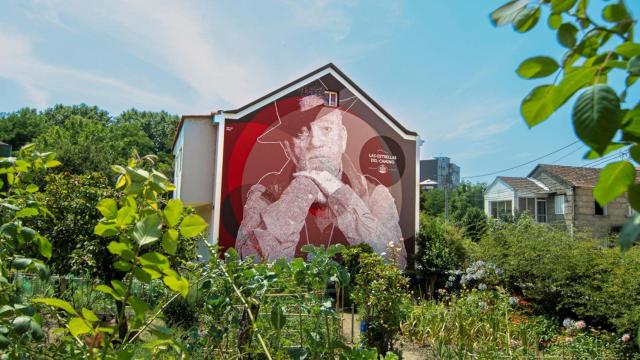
[
  {"x1": 622, "y1": 334, "x2": 631, "y2": 343},
  {"x1": 575, "y1": 320, "x2": 586, "y2": 330}
]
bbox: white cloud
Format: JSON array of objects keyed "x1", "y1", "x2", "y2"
[
  {"x1": 43, "y1": 0, "x2": 271, "y2": 112},
  {"x1": 0, "y1": 32, "x2": 178, "y2": 110}
]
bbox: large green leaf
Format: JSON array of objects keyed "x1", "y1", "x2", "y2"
[
  {"x1": 628, "y1": 56, "x2": 640, "y2": 76},
  {"x1": 139, "y1": 252, "x2": 170, "y2": 271},
  {"x1": 602, "y1": 3, "x2": 629, "y2": 23},
  {"x1": 96, "y1": 198, "x2": 118, "y2": 220},
  {"x1": 180, "y1": 214, "x2": 208, "y2": 238},
  {"x1": 585, "y1": 143, "x2": 626, "y2": 159},
  {"x1": 270, "y1": 302, "x2": 287, "y2": 331},
  {"x1": 572, "y1": 85, "x2": 621, "y2": 153},
  {"x1": 513, "y1": 7, "x2": 540, "y2": 33},
  {"x1": 133, "y1": 214, "x2": 162, "y2": 247},
  {"x1": 82, "y1": 308, "x2": 99, "y2": 322},
  {"x1": 163, "y1": 199, "x2": 183, "y2": 228},
  {"x1": 551, "y1": 0, "x2": 577, "y2": 13},
  {"x1": 116, "y1": 206, "x2": 136, "y2": 226},
  {"x1": 615, "y1": 42, "x2": 640, "y2": 58},
  {"x1": 68, "y1": 317, "x2": 91, "y2": 337},
  {"x1": 593, "y1": 161, "x2": 635, "y2": 206},
  {"x1": 517, "y1": 56, "x2": 559, "y2": 79},
  {"x1": 96, "y1": 285, "x2": 122, "y2": 301},
  {"x1": 489, "y1": 0, "x2": 528, "y2": 27},
  {"x1": 107, "y1": 241, "x2": 135, "y2": 261},
  {"x1": 521, "y1": 85, "x2": 556, "y2": 127},
  {"x1": 554, "y1": 67, "x2": 597, "y2": 108},
  {"x1": 161, "y1": 229, "x2": 179, "y2": 255},
  {"x1": 548, "y1": 14, "x2": 562, "y2": 29},
  {"x1": 557, "y1": 23, "x2": 578, "y2": 48},
  {"x1": 32, "y1": 298, "x2": 77, "y2": 315},
  {"x1": 94, "y1": 222, "x2": 119, "y2": 237},
  {"x1": 34, "y1": 235, "x2": 52, "y2": 259},
  {"x1": 163, "y1": 274, "x2": 189, "y2": 297},
  {"x1": 12, "y1": 316, "x2": 31, "y2": 334},
  {"x1": 620, "y1": 214, "x2": 640, "y2": 251}
]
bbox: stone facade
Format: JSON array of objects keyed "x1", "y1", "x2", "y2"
[
  {"x1": 529, "y1": 165, "x2": 631, "y2": 238},
  {"x1": 572, "y1": 187, "x2": 628, "y2": 238}
]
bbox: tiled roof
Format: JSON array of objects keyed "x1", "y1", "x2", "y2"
[
  {"x1": 530, "y1": 164, "x2": 601, "y2": 187},
  {"x1": 497, "y1": 176, "x2": 547, "y2": 193},
  {"x1": 529, "y1": 164, "x2": 640, "y2": 188}
]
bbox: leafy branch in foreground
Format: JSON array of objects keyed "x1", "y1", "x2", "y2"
[
  {"x1": 0, "y1": 144, "x2": 60, "y2": 358},
  {"x1": 490, "y1": 0, "x2": 639, "y2": 249},
  {"x1": 34, "y1": 155, "x2": 208, "y2": 358}
]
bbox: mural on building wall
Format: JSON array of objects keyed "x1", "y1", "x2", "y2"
[{"x1": 219, "y1": 74, "x2": 416, "y2": 267}]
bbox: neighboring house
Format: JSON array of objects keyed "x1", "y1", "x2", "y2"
[
  {"x1": 484, "y1": 164, "x2": 636, "y2": 237},
  {"x1": 419, "y1": 179, "x2": 438, "y2": 191},
  {"x1": 420, "y1": 157, "x2": 460, "y2": 189}
]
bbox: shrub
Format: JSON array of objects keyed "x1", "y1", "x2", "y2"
[
  {"x1": 415, "y1": 214, "x2": 466, "y2": 298},
  {"x1": 352, "y1": 253, "x2": 411, "y2": 355},
  {"x1": 402, "y1": 289, "x2": 626, "y2": 359},
  {"x1": 469, "y1": 216, "x2": 640, "y2": 336},
  {"x1": 460, "y1": 207, "x2": 487, "y2": 242},
  {"x1": 340, "y1": 243, "x2": 374, "y2": 307},
  {"x1": 33, "y1": 172, "x2": 115, "y2": 277}
]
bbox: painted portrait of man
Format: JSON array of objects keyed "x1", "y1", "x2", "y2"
[{"x1": 235, "y1": 95, "x2": 406, "y2": 267}]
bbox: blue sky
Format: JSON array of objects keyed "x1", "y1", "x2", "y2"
[{"x1": 0, "y1": 0, "x2": 638, "y2": 184}]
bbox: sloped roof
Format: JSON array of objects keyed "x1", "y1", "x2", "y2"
[
  {"x1": 497, "y1": 176, "x2": 547, "y2": 193},
  {"x1": 172, "y1": 63, "x2": 417, "y2": 150},
  {"x1": 529, "y1": 164, "x2": 602, "y2": 187}
]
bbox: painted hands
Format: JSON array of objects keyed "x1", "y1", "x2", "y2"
[{"x1": 294, "y1": 170, "x2": 344, "y2": 203}]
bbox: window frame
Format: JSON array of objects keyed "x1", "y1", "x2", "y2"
[{"x1": 324, "y1": 91, "x2": 339, "y2": 107}]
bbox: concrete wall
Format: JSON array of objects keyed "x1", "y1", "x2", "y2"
[
  {"x1": 573, "y1": 187, "x2": 629, "y2": 238},
  {"x1": 174, "y1": 117, "x2": 217, "y2": 207}
]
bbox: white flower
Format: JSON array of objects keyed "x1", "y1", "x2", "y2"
[
  {"x1": 562, "y1": 318, "x2": 574, "y2": 329},
  {"x1": 621, "y1": 334, "x2": 631, "y2": 343},
  {"x1": 575, "y1": 320, "x2": 586, "y2": 330}
]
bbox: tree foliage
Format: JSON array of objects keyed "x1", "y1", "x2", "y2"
[
  {"x1": 0, "y1": 104, "x2": 179, "y2": 179},
  {"x1": 490, "y1": 0, "x2": 639, "y2": 249},
  {"x1": 420, "y1": 181, "x2": 486, "y2": 222}
]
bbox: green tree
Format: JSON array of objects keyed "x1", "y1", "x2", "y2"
[
  {"x1": 35, "y1": 115, "x2": 153, "y2": 176},
  {"x1": 490, "y1": 0, "x2": 639, "y2": 248},
  {"x1": 461, "y1": 207, "x2": 488, "y2": 242},
  {"x1": 33, "y1": 173, "x2": 115, "y2": 277},
  {"x1": 0, "y1": 108, "x2": 49, "y2": 150},
  {"x1": 420, "y1": 181, "x2": 486, "y2": 220},
  {"x1": 415, "y1": 214, "x2": 467, "y2": 298}
]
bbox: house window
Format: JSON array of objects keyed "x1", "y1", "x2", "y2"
[
  {"x1": 595, "y1": 201, "x2": 607, "y2": 216},
  {"x1": 554, "y1": 195, "x2": 565, "y2": 215},
  {"x1": 490, "y1": 200, "x2": 512, "y2": 219},
  {"x1": 517, "y1": 197, "x2": 535, "y2": 215},
  {"x1": 324, "y1": 91, "x2": 338, "y2": 107}
]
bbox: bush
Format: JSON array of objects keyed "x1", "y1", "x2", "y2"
[
  {"x1": 469, "y1": 216, "x2": 640, "y2": 336},
  {"x1": 402, "y1": 289, "x2": 627, "y2": 359},
  {"x1": 33, "y1": 172, "x2": 115, "y2": 277},
  {"x1": 415, "y1": 214, "x2": 466, "y2": 298},
  {"x1": 460, "y1": 207, "x2": 487, "y2": 242},
  {"x1": 352, "y1": 253, "x2": 411, "y2": 355}
]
